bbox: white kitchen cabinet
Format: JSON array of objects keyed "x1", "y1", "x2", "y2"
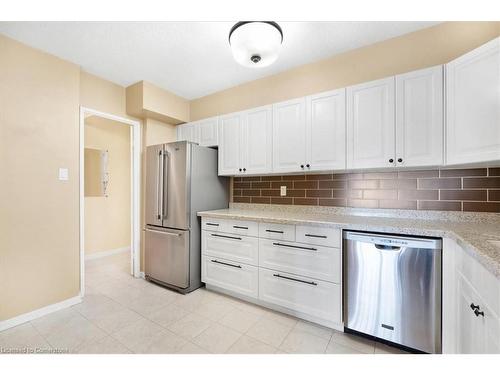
[
  {"x1": 272, "y1": 97, "x2": 307, "y2": 173},
  {"x1": 446, "y1": 37, "x2": 500, "y2": 165},
  {"x1": 259, "y1": 268, "x2": 342, "y2": 325},
  {"x1": 197, "y1": 117, "x2": 219, "y2": 147},
  {"x1": 176, "y1": 123, "x2": 200, "y2": 144},
  {"x1": 442, "y1": 238, "x2": 500, "y2": 354},
  {"x1": 243, "y1": 105, "x2": 273, "y2": 174},
  {"x1": 218, "y1": 112, "x2": 243, "y2": 175},
  {"x1": 347, "y1": 77, "x2": 396, "y2": 169},
  {"x1": 395, "y1": 65, "x2": 444, "y2": 167},
  {"x1": 177, "y1": 117, "x2": 218, "y2": 146},
  {"x1": 306, "y1": 89, "x2": 346, "y2": 171},
  {"x1": 202, "y1": 256, "x2": 259, "y2": 299},
  {"x1": 218, "y1": 106, "x2": 273, "y2": 176}
]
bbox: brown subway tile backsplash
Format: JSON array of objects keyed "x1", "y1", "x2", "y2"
[
  {"x1": 233, "y1": 167, "x2": 500, "y2": 212},
  {"x1": 463, "y1": 177, "x2": 500, "y2": 189},
  {"x1": 418, "y1": 178, "x2": 462, "y2": 189}
]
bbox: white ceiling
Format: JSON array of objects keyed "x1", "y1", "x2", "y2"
[{"x1": 0, "y1": 22, "x2": 439, "y2": 99}]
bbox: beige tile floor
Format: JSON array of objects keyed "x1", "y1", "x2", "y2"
[{"x1": 0, "y1": 252, "x2": 407, "y2": 354}]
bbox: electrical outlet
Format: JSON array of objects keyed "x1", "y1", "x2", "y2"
[{"x1": 280, "y1": 185, "x2": 287, "y2": 196}]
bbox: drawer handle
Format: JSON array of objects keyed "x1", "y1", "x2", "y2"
[
  {"x1": 233, "y1": 225, "x2": 248, "y2": 230},
  {"x1": 211, "y1": 259, "x2": 242, "y2": 269},
  {"x1": 470, "y1": 303, "x2": 485, "y2": 317},
  {"x1": 211, "y1": 234, "x2": 242, "y2": 240},
  {"x1": 206, "y1": 223, "x2": 219, "y2": 227},
  {"x1": 305, "y1": 234, "x2": 327, "y2": 239},
  {"x1": 266, "y1": 229, "x2": 284, "y2": 234},
  {"x1": 273, "y1": 273, "x2": 317, "y2": 286},
  {"x1": 272, "y1": 242, "x2": 317, "y2": 251}
]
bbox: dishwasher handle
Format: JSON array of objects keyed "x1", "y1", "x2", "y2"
[{"x1": 375, "y1": 244, "x2": 401, "y2": 251}]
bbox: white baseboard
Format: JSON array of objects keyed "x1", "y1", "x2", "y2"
[
  {"x1": 0, "y1": 295, "x2": 82, "y2": 332},
  {"x1": 85, "y1": 246, "x2": 130, "y2": 260}
]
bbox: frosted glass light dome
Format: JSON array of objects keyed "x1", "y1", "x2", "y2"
[{"x1": 229, "y1": 22, "x2": 283, "y2": 68}]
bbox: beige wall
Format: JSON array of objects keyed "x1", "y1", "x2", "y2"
[
  {"x1": 84, "y1": 117, "x2": 131, "y2": 255},
  {"x1": 190, "y1": 21, "x2": 500, "y2": 120},
  {"x1": 126, "y1": 81, "x2": 190, "y2": 124},
  {"x1": 0, "y1": 35, "x2": 80, "y2": 320},
  {"x1": 80, "y1": 71, "x2": 130, "y2": 119}
]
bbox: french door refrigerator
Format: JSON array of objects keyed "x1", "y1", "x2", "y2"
[{"x1": 145, "y1": 141, "x2": 228, "y2": 293}]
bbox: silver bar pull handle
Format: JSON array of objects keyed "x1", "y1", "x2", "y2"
[
  {"x1": 206, "y1": 223, "x2": 220, "y2": 227},
  {"x1": 145, "y1": 228, "x2": 181, "y2": 237},
  {"x1": 157, "y1": 150, "x2": 163, "y2": 220},
  {"x1": 211, "y1": 233, "x2": 242, "y2": 241},
  {"x1": 162, "y1": 151, "x2": 168, "y2": 219},
  {"x1": 272, "y1": 242, "x2": 317, "y2": 251},
  {"x1": 266, "y1": 229, "x2": 284, "y2": 234},
  {"x1": 211, "y1": 259, "x2": 241, "y2": 269},
  {"x1": 273, "y1": 273, "x2": 317, "y2": 286},
  {"x1": 305, "y1": 234, "x2": 327, "y2": 239},
  {"x1": 233, "y1": 225, "x2": 248, "y2": 230}
]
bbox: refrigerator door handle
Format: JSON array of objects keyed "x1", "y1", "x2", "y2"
[
  {"x1": 163, "y1": 150, "x2": 168, "y2": 220},
  {"x1": 144, "y1": 228, "x2": 181, "y2": 237},
  {"x1": 158, "y1": 149, "x2": 164, "y2": 220}
]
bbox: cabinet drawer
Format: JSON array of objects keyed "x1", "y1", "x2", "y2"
[
  {"x1": 202, "y1": 230, "x2": 258, "y2": 266},
  {"x1": 202, "y1": 217, "x2": 226, "y2": 232},
  {"x1": 224, "y1": 219, "x2": 259, "y2": 237},
  {"x1": 258, "y1": 268, "x2": 341, "y2": 324},
  {"x1": 259, "y1": 238, "x2": 340, "y2": 283},
  {"x1": 259, "y1": 222, "x2": 295, "y2": 241},
  {"x1": 202, "y1": 256, "x2": 258, "y2": 299},
  {"x1": 296, "y1": 225, "x2": 340, "y2": 248}
]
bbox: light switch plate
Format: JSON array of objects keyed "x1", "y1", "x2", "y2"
[
  {"x1": 280, "y1": 186, "x2": 287, "y2": 196},
  {"x1": 58, "y1": 168, "x2": 69, "y2": 181}
]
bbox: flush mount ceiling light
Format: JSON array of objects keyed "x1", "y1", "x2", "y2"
[{"x1": 229, "y1": 21, "x2": 283, "y2": 68}]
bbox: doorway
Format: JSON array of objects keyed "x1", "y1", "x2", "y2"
[{"x1": 79, "y1": 107, "x2": 141, "y2": 297}]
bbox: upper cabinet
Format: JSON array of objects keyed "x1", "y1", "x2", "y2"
[
  {"x1": 347, "y1": 67, "x2": 444, "y2": 170},
  {"x1": 446, "y1": 37, "x2": 500, "y2": 165},
  {"x1": 272, "y1": 98, "x2": 307, "y2": 173},
  {"x1": 306, "y1": 89, "x2": 346, "y2": 171},
  {"x1": 177, "y1": 116, "x2": 219, "y2": 147},
  {"x1": 198, "y1": 117, "x2": 219, "y2": 147},
  {"x1": 347, "y1": 77, "x2": 396, "y2": 169},
  {"x1": 243, "y1": 106, "x2": 273, "y2": 174},
  {"x1": 218, "y1": 106, "x2": 273, "y2": 176},
  {"x1": 396, "y1": 65, "x2": 444, "y2": 168},
  {"x1": 218, "y1": 113, "x2": 243, "y2": 175},
  {"x1": 177, "y1": 122, "x2": 200, "y2": 144}
]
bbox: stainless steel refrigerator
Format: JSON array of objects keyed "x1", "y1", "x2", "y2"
[{"x1": 145, "y1": 141, "x2": 228, "y2": 293}]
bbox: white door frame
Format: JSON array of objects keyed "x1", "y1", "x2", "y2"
[{"x1": 79, "y1": 107, "x2": 141, "y2": 297}]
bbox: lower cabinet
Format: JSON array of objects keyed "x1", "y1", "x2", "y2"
[
  {"x1": 259, "y1": 268, "x2": 342, "y2": 324},
  {"x1": 201, "y1": 255, "x2": 259, "y2": 299},
  {"x1": 201, "y1": 217, "x2": 343, "y2": 329},
  {"x1": 443, "y1": 238, "x2": 500, "y2": 354}
]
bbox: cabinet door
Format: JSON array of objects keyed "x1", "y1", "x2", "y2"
[
  {"x1": 396, "y1": 66, "x2": 444, "y2": 168},
  {"x1": 272, "y1": 97, "x2": 307, "y2": 173},
  {"x1": 198, "y1": 117, "x2": 219, "y2": 147},
  {"x1": 456, "y1": 272, "x2": 486, "y2": 354},
  {"x1": 306, "y1": 89, "x2": 346, "y2": 171},
  {"x1": 177, "y1": 123, "x2": 199, "y2": 144},
  {"x1": 242, "y1": 105, "x2": 273, "y2": 174},
  {"x1": 218, "y1": 113, "x2": 242, "y2": 176},
  {"x1": 446, "y1": 37, "x2": 500, "y2": 165},
  {"x1": 347, "y1": 77, "x2": 395, "y2": 169}
]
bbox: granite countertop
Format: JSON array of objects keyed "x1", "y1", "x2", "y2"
[{"x1": 198, "y1": 205, "x2": 500, "y2": 279}]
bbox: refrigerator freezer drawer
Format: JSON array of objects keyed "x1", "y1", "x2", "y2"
[{"x1": 145, "y1": 226, "x2": 190, "y2": 289}]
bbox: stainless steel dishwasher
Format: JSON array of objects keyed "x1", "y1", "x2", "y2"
[{"x1": 343, "y1": 231, "x2": 442, "y2": 353}]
